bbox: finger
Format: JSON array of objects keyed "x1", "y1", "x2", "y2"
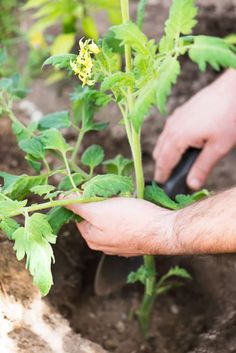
[
  {"x1": 187, "y1": 142, "x2": 229, "y2": 190},
  {"x1": 154, "y1": 138, "x2": 187, "y2": 183},
  {"x1": 76, "y1": 221, "x2": 118, "y2": 248},
  {"x1": 64, "y1": 197, "x2": 109, "y2": 226},
  {"x1": 76, "y1": 222, "x2": 142, "y2": 256}
]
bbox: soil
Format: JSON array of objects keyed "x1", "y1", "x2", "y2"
[{"x1": 1, "y1": 1, "x2": 236, "y2": 352}]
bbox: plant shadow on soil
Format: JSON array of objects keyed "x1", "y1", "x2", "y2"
[{"x1": 1, "y1": 1, "x2": 236, "y2": 352}]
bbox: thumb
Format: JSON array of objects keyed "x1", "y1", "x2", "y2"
[{"x1": 187, "y1": 142, "x2": 227, "y2": 190}]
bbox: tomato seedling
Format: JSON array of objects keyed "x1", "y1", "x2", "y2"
[{"x1": 0, "y1": 0, "x2": 235, "y2": 335}]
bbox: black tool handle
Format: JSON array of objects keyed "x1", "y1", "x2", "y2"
[
  {"x1": 162, "y1": 148, "x2": 201, "y2": 198},
  {"x1": 146, "y1": 148, "x2": 202, "y2": 199}
]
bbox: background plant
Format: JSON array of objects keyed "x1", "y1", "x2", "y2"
[
  {"x1": 23, "y1": 0, "x2": 122, "y2": 55},
  {"x1": 0, "y1": 0, "x2": 236, "y2": 336}
]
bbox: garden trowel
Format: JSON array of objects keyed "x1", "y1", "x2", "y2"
[{"x1": 94, "y1": 148, "x2": 201, "y2": 296}]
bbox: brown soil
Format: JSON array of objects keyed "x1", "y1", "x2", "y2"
[{"x1": 1, "y1": 1, "x2": 236, "y2": 352}]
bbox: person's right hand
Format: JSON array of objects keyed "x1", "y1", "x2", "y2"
[{"x1": 153, "y1": 69, "x2": 236, "y2": 190}]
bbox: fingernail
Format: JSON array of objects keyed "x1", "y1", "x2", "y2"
[{"x1": 188, "y1": 178, "x2": 201, "y2": 190}]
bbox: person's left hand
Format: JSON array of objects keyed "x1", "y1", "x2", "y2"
[{"x1": 64, "y1": 197, "x2": 179, "y2": 256}]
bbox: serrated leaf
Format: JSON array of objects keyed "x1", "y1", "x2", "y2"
[
  {"x1": 82, "y1": 174, "x2": 134, "y2": 198},
  {"x1": 112, "y1": 21, "x2": 148, "y2": 54},
  {"x1": 156, "y1": 56, "x2": 181, "y2": 114},
  {"x1": 131, "y1": 79, "x2": 158, "y2": 132},
  {"x1": 0, "y1": 218, "x2": 20, "y2": 240},
  {"x1": 189, "y1": 35, "x2": 236, "y2": 71},
  {"x1": 0, "y1": 199, "x2": 27, "y2": 218},
  {"x1": 40, "y1": 129, "x2": 72, "y2": 154},
  {"x1": 175, "y1": 194, "x2": 195, "y2": 208},
  {"x1": 31, "y1": 184, "x2": 56, "y2": 197},
  {"x1": 25, "y1": 155, "x2": 42, "y2": 173},
  {"x1": 71, "y1": 86, "x2": 110, "y2": 132},
  {"x1": 128, "y1": 265, "x2": 147, "y2": 285},
  {"x1": 161, "y1": 266, "x2": 191, "y2": 281},
  {"x1": 38, "y1": 111, "x2": 71, "y2": 130},
  {"x1": 59, "y1": 173, "x2": 84, "y2": 191},
  {"x1": 19, "y1": 137, "x2": 45, "y2": 160},
  {"x1": 42, "y1": 54, "x2": 76, "y2": 70},
  {"x1": 81, "y1": 145, "x2": 104, "y2": 169},
  {"x1": 0, "y1": 172, "x2": 47, "y2": 200},
  {"x1": 47, "y1": 206, "x2": 81, "y2": 234},
  {"x1": 12, "y1": 213, "x2": 56, "y2": 296},
  {"x1": 144, "y1": 183, "x2": 178, "y2": 210},
  {"x1": 101, "y1": 72, "x2": 135, "y2": 92},
  {"x1": 12, "y1": 121, "x2": 32, "y2": 142},
  {"x1": 166, "y1": 0, "x2": 198, "y2": 37},
  {"x1": 103, "y1": 155, "x2": 133, "y2": 176}
]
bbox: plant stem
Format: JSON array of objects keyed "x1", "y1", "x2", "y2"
[
  {"x1": 62, "y1": 152, "x2": 78, "y2": 190},
  {"x1": 71, "y1": 130, "x2": 85, "y2": 164},
  {"x1": 137, "y1": 0, "x2": 148, "y2": 29},
  {"x1": 5, "y1": 196, "x2": 105, "y2": 219},
  {"x1": 120, "y1": 0, "x2": 157, "y2": 335},
  {"x1": 131, "y1": 129, "x2": 145, "y2": 198}
]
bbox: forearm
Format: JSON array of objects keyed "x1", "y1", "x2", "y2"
[{"x1": 174, "y1": 187, "x2": 236, "y2": 254}]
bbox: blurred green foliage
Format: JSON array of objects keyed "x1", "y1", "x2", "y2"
[{"x1": 23, "y1": 0, "x2": 122, "y2": 55}]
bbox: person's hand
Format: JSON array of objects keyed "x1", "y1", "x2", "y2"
[
  {"x1": 153, "y1": 69, "x2": 236, "y2": 190},
  {"x1": 65, "y1": 197, "x2": 179, "y2": 256}
]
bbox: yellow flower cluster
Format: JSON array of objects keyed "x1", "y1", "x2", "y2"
[{"x1": 70, "y1": 39, "x2": 100, "y2": 86}]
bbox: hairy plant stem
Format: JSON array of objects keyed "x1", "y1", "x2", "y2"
[
  {"x1": 62, "y1": 152, "x2": 78, "y2": 190},
  {"x1": 4, "y1": 196, "x2": 105, "y2": 220},
  {"x1": 120, "y1": 0, "x2": 157, "y2": 335},
  {"x1": 71, "y1": 129, "x2": 85, "y2": 164}
]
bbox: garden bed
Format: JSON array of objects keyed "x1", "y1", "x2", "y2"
[{"x1": 1, "y1": 1, "x2": 236, "y2": 352}]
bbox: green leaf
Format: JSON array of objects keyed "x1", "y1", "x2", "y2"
[
  {"x1": 81, "y1": 145, "x2": 104, "y2": 169},
  {"x1": 47, "y1": 206, "x2": 82, "y2": 234},
  {"x1": 103, "y1": 155, "x2": 133, "y2": 176},
  {"x1": 82, "y1": 174, "x2": 134, "y2": 198},
  {"x1": 12, "y1": 121, "x2": 32, "y2": 142},
  {"x1": 71, "y1": 86, "x2": 110, "y2": 132},
  {"x1": 189, "y1": 36, "x2": 236, "y2": 71},
  {"x1": 19, "y1": 137, "x2": 45, "y2": 160},
  {"x1": 156, "y1": 56, "x2": 181, "y2": 114},
  {"x1": 0, "y1": 199, "x2": 27, "y2": 218},
  {"x1": 175, "y1": 194, "x2": 195, "y2": 208},
  {"x1": 128, "y1": 265, "x2": 151, "y2": 285},
  {"x1": 175, "y1": 189, "x2": 209, "y2": 207},
  {"x1": 40, "y1": 129, "x2": 72, "y2": 154},
  {"x1": 112, "y1": 21, "x2": 148, "y2": 54},
  {"x1": 81, "y1": 16, "x2": 99, "y2": 40},
  {"x1": 59, "y1": 173, "x2": 84, "y2": 191},
  {"x1": 166, "y1": 0, "x2": 197, "y2": 36},
  {"x1": 101, "y1": 72, "x2": 135, "y2": 92},
  {"x1": 161, "y1": 266, "x2": 191, "y2": 282},
  {"x1": 144, "y1": 183, "x2": 178, "y2": 210},
  {"x1": 30, "y1": 184, "x2": 56, "y2": 197},
  {"x1": 160, "y1": 0, "x2": 198, "y2": 54},
  {"x1": 50, "y1": 33, "x2": 75, "y2": 55},
  {"x1": 131, "y1": 79, "x2": 158, "y2": 132},
  {"x1": 25, "y1": 155, "x2": 42, "y2": 173},
  {"x1": 0, "y1": 74, "x2": 28, "y2": 99},
  {"x1": 12, "y1": 213, "x2": 56, "y2": 296},
  {"x1": 137, "y1": 0, "x2": 148, "y2": 29},
  {"x1": 42, "y1": 54, "x2": 76, "y2": 70},
  {"x1": 0, "y1": 218, "x2": 20, "y2": 239},
  {"x1": 0, "y1": 172, "x2": 47, "y2": 200},
  {"x1": 38, "y1": 111, "x2": 71, "y2": 130}
]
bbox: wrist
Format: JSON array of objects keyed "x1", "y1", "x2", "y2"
[{"x1": 152, "y1": 209, "x2": 183, "y2": 255}]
